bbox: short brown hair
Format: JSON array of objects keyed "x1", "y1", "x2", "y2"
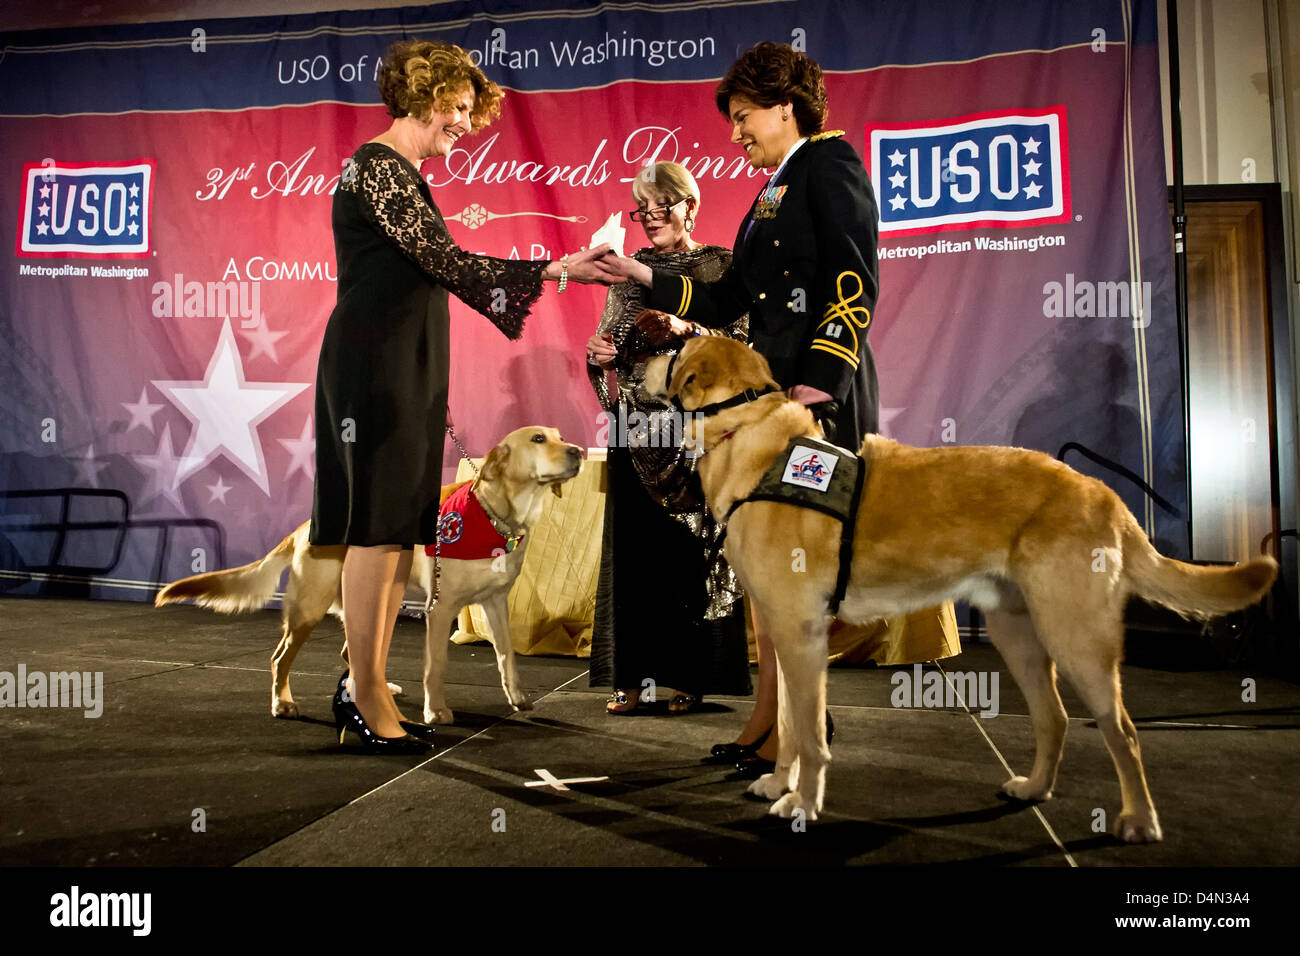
[
  {"x1": 377, "y1": 40, "x2": 503, "y2": 129},
  {"x1": 714, "y1": 42, "x2": 827, "y2": 136}
]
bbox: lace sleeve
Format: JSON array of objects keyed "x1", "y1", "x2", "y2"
[{"x1": 354, "y1": 151, "x2": 545, "y2": 340}]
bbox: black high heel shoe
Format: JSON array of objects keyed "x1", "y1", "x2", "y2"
[
  {"x1": 704, "y1": 724, "x2": 773, "y2": 763},
  {"x1": 335, "y1": 671, "x2": 435, "y2": 740},
  {"x1": 733, "y1": 711, "x2": 834, "y2": 777},
  {"x1": 332, "y1": 673, "x2": 430, "y2": 754}
]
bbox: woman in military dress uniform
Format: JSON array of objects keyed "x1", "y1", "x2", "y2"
[{"x1": 602, "y1": 42, "x2": 880, "y2": 773}]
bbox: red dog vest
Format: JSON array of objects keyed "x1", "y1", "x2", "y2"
[{"x1": 424, "y1": 482, "x2": 522, "y2": 560}]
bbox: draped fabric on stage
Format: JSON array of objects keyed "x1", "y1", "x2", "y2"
[{"x1": 0, "y1": 0, "x2": 1179, "y2": 605}]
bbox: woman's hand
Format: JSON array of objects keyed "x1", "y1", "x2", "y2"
[
  {"x1": 586, "y1": 332, "x2": 616, "y2": 369},
  {"x1": 598, "y1": 253, "x2": 654, "y2": 286},
  {"x1": 549, "y1": 245, "x2": 625, "y2": 285},
  {"x1": 634, "y1": 309, "x2": 693, "y2": 347}
]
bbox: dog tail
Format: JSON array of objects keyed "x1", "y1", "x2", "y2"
[
  {"x1": 154, "y1": 529, "x2": 298, "y2": 613},
  {"x1": 1122, "y1": 519, "x2": 1277, "y2": 619}
]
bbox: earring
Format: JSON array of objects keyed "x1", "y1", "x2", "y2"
[
  {"x1": 781, "y1": 111, "x2": 789, "y2": 121},
  {"x1": 685, "y1": 214, "x2": 695, "y2": 232}
]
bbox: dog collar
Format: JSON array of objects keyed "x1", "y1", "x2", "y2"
[
  {"x1": 476, "y1": 486, "x2": 526, "y2": 543},
  {"x1": 667, "y1": 350, "x2": 780, "y2": 415}
]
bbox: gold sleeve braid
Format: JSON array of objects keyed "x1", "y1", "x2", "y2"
[
  {"x1": 810, "y1": 269, "x2": 871, "y2": 369},
  {"x1": 349, "y1": 150, "x2": 545, "y2": 340}
]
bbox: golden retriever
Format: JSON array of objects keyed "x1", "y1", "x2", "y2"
[
  {"x1": 646, "y1": 336, "x2": 1276, "y2": 843},
  {"x1": 155, "y1": 426, "x2": 583, "y2": 724}
]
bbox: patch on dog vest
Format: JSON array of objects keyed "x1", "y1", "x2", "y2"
[
  {"x1": 718, "y1": 435, "x2": 868, "y2": 614},
  {"x1": 746, "y1": 437, "x2": 860, "y2": 524},
  {"x1": 424, "y1": 482, "x2": 521, "y2": 560},
  {"x1": 782, "y1": 444, "x2": 840, "y2": 491}
]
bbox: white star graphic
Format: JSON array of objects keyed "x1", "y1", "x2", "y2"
[
  {"x1": 36, "y1": 222, "x2": 49, "y2": 236},
  {"x1": 1023, "y1": 137, "x2": 1041, "y2": 154},
  {"x1": 153, "y1": 318, "x2": 310, "y2": 496},
  {"x1": 39, "y1": 183, "x2": 50, "y2": 199},
  {"x1": 877, "y1": 407, "x2": 905, "y2": 439},
  {"x1": 1023, "y1": 181, "x2": 1043, "y2": 199},
  {"x1": 240, "y1": 318, "x2": 290, "y2": 364},
  {"x1": 278, "y1": 416, "x2": 315, "y2": 482},
  {"x1": 889, "y1": 194, "x2": 907, "y2": 211},
  {"x1": 888, "y1": 148, "x2": 906, "y2": 167},
  {"x1": 1022, "y1": 159, "x2": 1042, "y2": 177},
  {"x1": 38, "y1": 203, "x2": 49, "y2": 217},
  {"x1": 888, "y1": 170, "x2": 906, "y2": 190},
  {"x1": 73, "y1": 444, "x2": 112, "y2": 487},
  {"x1": 129, "y1": 202, "x2": 139, "y2": 217},
  {"x1": 133, "y1": 424, "x2": 187, "y2": 512},
  {"x1": 122, "y1": 387, "x2": 165, "y2": 435},
  {"x1": 206, "y1": 476, "x2": 233, "y2": 504},
  {"x1": 129, "y1": 182, "x2": 140, "y2": 198}
]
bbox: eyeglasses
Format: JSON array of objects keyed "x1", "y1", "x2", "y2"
[{"x1": 628, "y1": 199, "x2": 687, "y2": 223}]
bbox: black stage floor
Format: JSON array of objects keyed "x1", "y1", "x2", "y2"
[{"x1": 2, "y1": 596, "x2": 1298, "y2": 868}]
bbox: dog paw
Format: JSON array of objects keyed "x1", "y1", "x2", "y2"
[
  {"x1": 746, "y1": 773, "x2": 789, "y2": 801},
  {"x1": 769, "y1": 792, "x2": 817, "y2": 822},
  {"x1": 272, "y1": 700, "x2": 300, "y2": 719},
  {"x1": 386, "y1": 681, "x2": 403, "y2": 696},
  {"x1": 1115, "y1": 811, "x2": 1163, "y2": 844},
  {"x1": 510, "y1": 694, "x2": 533, "y2": 712},
  {"x1": 1000, "y1": 775, "x2": 1051, "y2": 802},
  {"x1": 424, "y1": 707, "x2": 455, "y2": 725}
]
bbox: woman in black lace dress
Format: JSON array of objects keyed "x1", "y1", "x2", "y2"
[
  {"x1": 585, "y1": 162, "x2": 752, "y2": 715},
  {"x1": 313, "y1": 40, "x2": 618, "y2": 752}
]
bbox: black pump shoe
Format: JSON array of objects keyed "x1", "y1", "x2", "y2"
[
  {"x1": 704, "y1": 724, "x2": 773, "y2": 763},
  {"x1": 399, "y1": 720, "x2": 437, "y2": 741},
  {"x1": 336, "y1": 670, "x2": 434, "y2": 741},
  {"x1": 331, "y1": 674, "x2": 430, "y2": 754},
  {"x1": 733, "y1": 711, "x2": 834, "y2": 775},
  {"x1": 734, "y1": 754, "x2": 776, "y2": 778}
]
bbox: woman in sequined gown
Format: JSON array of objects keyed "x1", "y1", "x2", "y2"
[
  {"x1": 585, "y1": 162, "x2": 752, "y2": 715},
  {"x1": 312, "y1": 40, "x2": 618, "y2": 751}
]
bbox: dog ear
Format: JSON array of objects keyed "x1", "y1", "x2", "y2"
[
  {"x1": 481, "y1": 443, "x2": 509, "y2": 482},
  {"x1": 668, "y1": 353, "x2": 711, "y2": 409}
]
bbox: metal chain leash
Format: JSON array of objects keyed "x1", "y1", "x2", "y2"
[{"x1": 446, "y1": 422, "x2": 480, "y2": 478}]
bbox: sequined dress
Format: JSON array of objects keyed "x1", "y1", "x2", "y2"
[
  {"x1": 587, "y1": 244, "x2": 753, "y2": 696},
  {"x1": 311, "y1": 142, "x2": 546, "y2": 546}
]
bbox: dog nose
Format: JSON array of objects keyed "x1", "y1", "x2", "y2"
[{"x1": 567, "y1": 445, "x2": 584, "y2": 460}]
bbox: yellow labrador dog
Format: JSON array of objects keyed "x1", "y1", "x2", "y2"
[
  {"x1": 646, "y1": 337, "x2": 1276, "y2": 843},
  {"x1": 155, "y1": 426, "x2": 583, "y2": 724}
]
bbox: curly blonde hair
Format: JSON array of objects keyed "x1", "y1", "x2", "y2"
[{"x1": 377, "y1": 40, "x2": 503, "y2": 130}]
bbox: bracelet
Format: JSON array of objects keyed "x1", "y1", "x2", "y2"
[{"x1": 557, "y1": 256, "x2": 568, "y2": 293}]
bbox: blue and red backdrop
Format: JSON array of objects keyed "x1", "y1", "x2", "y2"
[{"x1": 0, "y1": 0, "x2": 1180, "y2": 600}]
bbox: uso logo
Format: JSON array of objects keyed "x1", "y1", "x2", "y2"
[
  {"x1": 15, "y1": 160, "x2": 154, "y2": 258},
  {"x1": 866, "y1": 107, "x2": 1070, "y2": 236}
]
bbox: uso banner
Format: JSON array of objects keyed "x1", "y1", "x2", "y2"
[{"x1": 0, "y1": 0, "x2": 1179, "y2": 601}]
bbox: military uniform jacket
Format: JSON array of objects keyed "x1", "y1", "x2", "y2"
[{"x1": 646, "y1": 131, "x2": 880, "y2": 446}]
